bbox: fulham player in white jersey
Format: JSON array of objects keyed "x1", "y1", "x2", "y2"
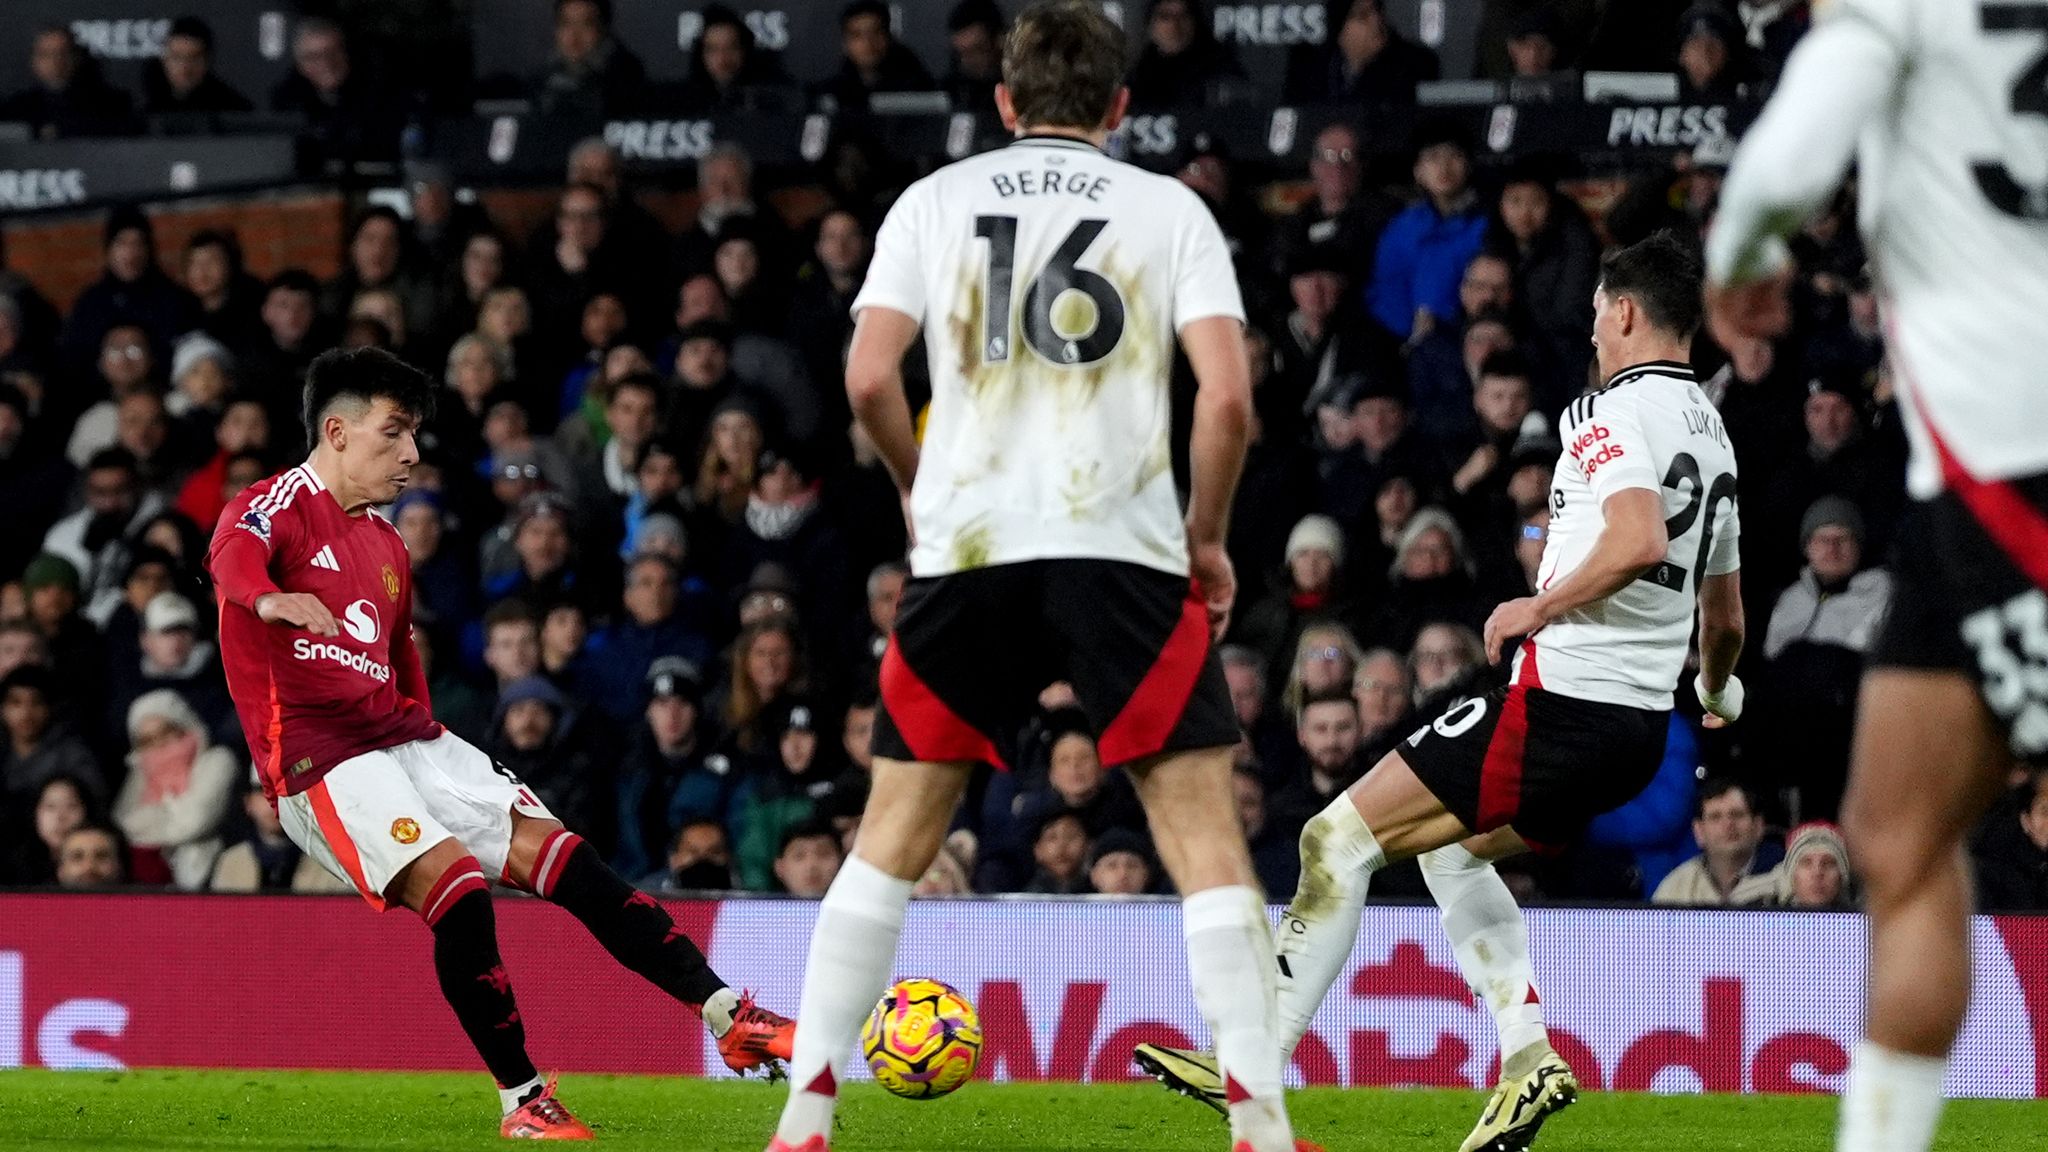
[
  {"x1": 1706, "y1": 0, "x2": 2048, "y2": 1148},
  {"x1": 1140, "y1": 232, "x2": 1747, "y2": 1152},
  {"x1": 765, "y1": 5, "x2": 1311, "y2": 1152}
]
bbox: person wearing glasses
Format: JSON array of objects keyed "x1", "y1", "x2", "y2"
[{"x1": 1276, "y1": 122, "x2": 1396, "y2": 285}]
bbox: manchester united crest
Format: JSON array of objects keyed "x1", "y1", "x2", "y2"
[
  {"x1": 381, "y1": 563, "x2": 400, "y2": 601},
  {"x1": 390, "y1": 817, "x2": 421, "y2": 844}
]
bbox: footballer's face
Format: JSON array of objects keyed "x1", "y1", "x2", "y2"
[{"x1": 330, "y1": 396, "x2": 420, "y2": 506}]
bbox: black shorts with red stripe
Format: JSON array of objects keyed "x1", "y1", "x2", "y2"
[
  {"x1": 1872, "y1": 474, "x2": 2048, "y2": 760},
  {"x1": 871, "y1": 558, "x2": 1239, "y2": 770},
  {"x1": 1399, "y1": 684, "x2": 1669, "y2": 849}
]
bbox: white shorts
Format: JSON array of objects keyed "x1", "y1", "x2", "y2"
[{"x1": 277, "y1": 731, "x2": 554, "y2": 910}]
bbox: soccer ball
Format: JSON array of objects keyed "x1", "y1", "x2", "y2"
[{"x1": 860, "y1": 978, "x2": 982, "y2": 1099}]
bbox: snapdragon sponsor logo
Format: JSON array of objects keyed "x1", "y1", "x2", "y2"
[{"x1": 292, "y1": 638, "x2": 391, "y2": 683}]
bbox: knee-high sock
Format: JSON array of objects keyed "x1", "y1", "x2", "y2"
[
  {"x1": 1420, "y1": 843, "x2": 1547, "y2": 1071},
  {"x1": 535, "y1": 831, "x2": 737, "y2": 1032},
  {"x1": 1275, "y1": 795, "x2": 1385, "y2": 1057},
  {"x1": 1184, "y1": 885, "x2": 1293, "y2": 1151},
  {"x1": 1837, "y1": 1041, "x2": 1947, "y2": 1152},
  {"x1": 421, "y1": 856, "x2": 541, "y2": 1112},
  {"x1": 776, "y1": 855, "x2": 912, "y2": 1145}
]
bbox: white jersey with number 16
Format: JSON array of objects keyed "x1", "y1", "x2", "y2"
[
  {"x1": 1517, "y1": 363, "x2": 1742, "y2": 711},
  {"x1": 852, "y1": 134, "x2": 1245, "y2": 580}
]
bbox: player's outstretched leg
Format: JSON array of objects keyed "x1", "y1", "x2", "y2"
[
  {"x1": 769, "y1": 758, "x2": 970, "y2": 1152},
  {"x1": 394, "y1": 839, "x2": 593, "y2": 1141},
  {"x1": 508, "y1": 817, "x2": 794, "y2": 1076},
  {"x1": 1837, "y1": 670, "x2": 2005, "y2": 1152},
  {"x1": 1131, "y1": 745, "x2": 1314, "y2": 1152},
  {"x1": 1421, "y1": 837, "x2": 1576, "y2": 1152}
]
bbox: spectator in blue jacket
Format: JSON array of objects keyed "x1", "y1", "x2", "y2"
[
  {"x1": 1367, "y1": 122, "x2": 1490, "y2": 341},
  {"x1": 581, "y1": 554, "x2": 714, "y2": 723}
]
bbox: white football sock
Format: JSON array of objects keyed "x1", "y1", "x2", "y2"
[
  {"x1": 1183, "y1": 884, "x2": 1293, "y2": 1152},
  {"x1": 1419, "y1": 843, "x2": 1548, "y2": 1070},
  {"x1": 1275, "y1": 795, "x2": 1384, "y2": 1058},
  {"x1": 497, "y1": 1075, "x2": 545, "y2": 1116},
  {"x1": 775, "y1": 855, "x2": 912, "y2": 1146},
  {"x1": 1836, "y1": 1040, "x2": 1948, "y2": 1152},
  {"x1": 701, "y1": 986, "x2": 739, "y2": 1038}
]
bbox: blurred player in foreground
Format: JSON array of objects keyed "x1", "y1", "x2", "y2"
[
  {"x1": 1706, "y1": 0, "x2": 2048, "y2": 1148},
  {"x1": 1140, "y1": 232, "x2": 1745, "y2": 1152},
  {"x1": 765, "y1": 3, "x2": 1312, "y2": 1150},
  {"x1": 207, "y1": 348, "x2": 792, "y2": 1141}
]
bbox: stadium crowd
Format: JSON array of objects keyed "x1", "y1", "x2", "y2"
[{"x1": 1, "y1": 0, "x2": 2043, "y2": 913}]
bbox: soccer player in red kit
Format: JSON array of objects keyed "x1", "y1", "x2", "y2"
[{"x1": 208, "y1": 348, "x2": 792, "y2": 1140}]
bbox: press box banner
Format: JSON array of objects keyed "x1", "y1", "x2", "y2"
[{"x1": 1, "y1": 895, "x2": 2042, "y2": 1099}]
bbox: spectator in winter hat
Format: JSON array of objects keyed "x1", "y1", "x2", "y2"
[
  {"x1": 1676, "y1": 3, "x2": 1756, "y2": 100},
  {"x1": 1087, "y1": 827, "x2": 1156, "y2": 895},
  {"x1": 1766, "y1": 497, "x2": 1891, "y2": 660},
  {"x1": 1236, "y1": 514, "x2": 1356, "y2": 685},
  {"x1": 1773, "y1": 822, "x2": 1854, "y2": 909},
  {"x1": 114, "y1": 689, "x2": 237, "y2": 889}
]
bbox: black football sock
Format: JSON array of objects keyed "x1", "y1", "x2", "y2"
[
  {"x1": 536, "y1": 832, "x2": 728, "y2": 1013},
  {"x1": 422, "y1": 859, "x2": 539, "y2": 1094}
]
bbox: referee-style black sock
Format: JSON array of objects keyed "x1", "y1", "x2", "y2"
[
  {"x1": 429, "y1": 884, "x2": 539, "y2": 1093},
  {"x1": 545, "y1": 838, "x2": 729, "y2": 1013}
]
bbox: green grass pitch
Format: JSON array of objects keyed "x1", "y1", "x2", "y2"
[{"x1": 0, "y1": 1069, "x2": 2037, "y2": 1150}]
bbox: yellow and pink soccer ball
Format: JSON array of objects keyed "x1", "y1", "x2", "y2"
[{"x1": 860, "y1": 978, "x2": 982, "y2": 1099}]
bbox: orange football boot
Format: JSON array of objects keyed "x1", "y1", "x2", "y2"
[
  {"x1": 1232, "y1": 1142, "x2": 1325, "y2": 1152},
  {"x1": 500, "y1": 1076, "x2": 594, "y2": 1141},
  {"x1": 718, "y1": 991, "x2": 796, "y2": 1077},
  {"x1": 763, "y1": 1137, "x2": 829, "y2": 1152}
]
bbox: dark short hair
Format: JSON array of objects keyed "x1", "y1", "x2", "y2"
[
  {"x1": 1693, "y1": 776, "x2": 1756, "y2": 820},
  {"x1": 484, "y1": 599, "x2": 540, "y2": 631},
  {"x1": 1477, "y1": 349, "x2": 1533, "y2": 382},
  {"x1": 1298, "y1": 687, "x2": 1356, "y2": 717},
  {"x1": 778, "y1": 819, "x2": 843, "y2": 857},
  {"x1": 186, "y1": 227, "x2": 241, "y2": 267},
  {"x1": 609, "y1": 371, "x2": 662, "y2": 404},
  {"x1": 1003, "y1": 0, "x2": 1127, "y2": 131},
  {"x1": 1, "y1": 664, "x2": 56, "y2": 700},
  {"x1": 557, "y1": 0, "x2": 611, "y2": 24},
  {"x1": 168, "y1": 16, "x2": 215, "y2": 49},
  {"x1": 842, "y1": 0, "x2": 890, "y2": 28},
  {"x1": 85, "y1": 446, "x2": 139, "y2": 477},
  {"x1": 267, "y1": 268, "x2": 319, "y2": 299},
  {"x1": 949, "y1": 0, "x2": 1005, "y2": 34},
  {"x1": 301, "y1": 347, "x2": 436, "y2": 446},
  {"x1": 673, "y1": 817, "x2": 727, "y2": 852},
  {"x1": 1599, "y1": 229, "x2": 1704, "y2": 338}
]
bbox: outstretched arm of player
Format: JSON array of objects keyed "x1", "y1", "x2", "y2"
[
  {"x1": 1695, "y1": 570, "x2": 1747, "y2": 728},
  {"x1": 1703, "y1": 12, "x2": 1903, "y2": 334},
  {"x1": 845, "y1": 306, "x2": 924, "y2": 497},
  {"x1": 1484, "y1": 488, "x2": 1668, "y2": 662},
  {"x1": 1180, "y1": 314, "x2": 1254, "y2": 639},
  {"x1": 211, "y1": 527, "x2": 339, "y2": 636}
]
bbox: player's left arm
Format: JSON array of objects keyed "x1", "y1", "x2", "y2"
[
  {"x1": 1484, "y1": 400, "x2": 1666, "y2": 662},
  {"x1": 845, "y1": 306, "x2": 924, "y2": 494},
  {"x1": 845, "y1": 180, "x2": 929, "y2": 498},
  {"x1": 1703, "y1": 7, "x2": 1904, "y2": 330}
]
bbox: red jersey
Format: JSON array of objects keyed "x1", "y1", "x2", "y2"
[{"x1": 207, "y1": 463, "x2": 440, "y2": 800}]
